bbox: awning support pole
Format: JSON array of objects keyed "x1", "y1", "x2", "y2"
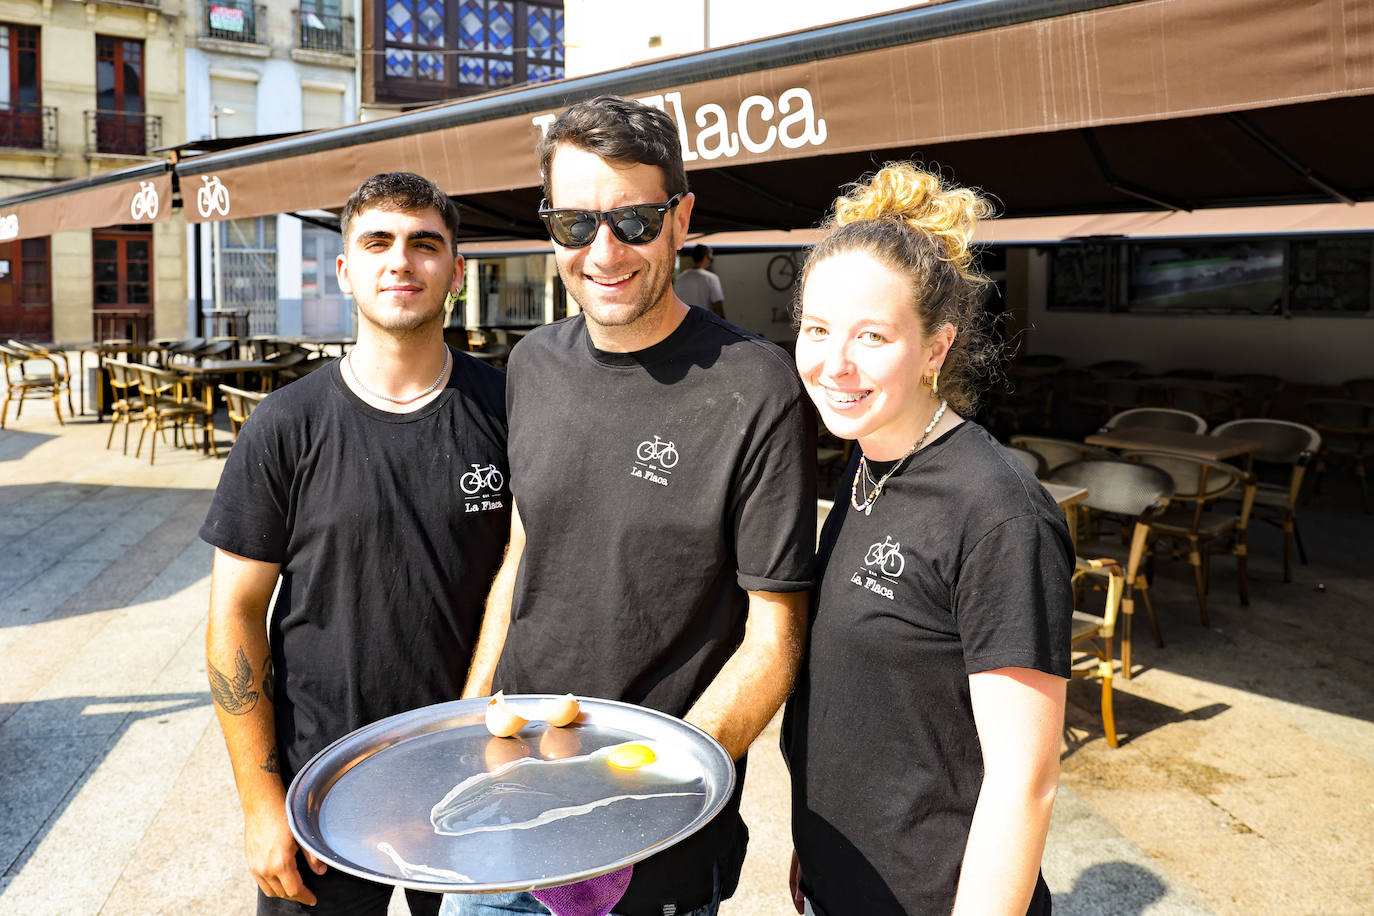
[
  {"x1": 193, "y1": 222, "x2": 204, "y2": 338},
  {"x1": 1079, "y1": 129, "x2": 1188, "y2": 212},
  {"x1": 1225, "y1": 113, "x2": 1356, "y2": 206}
]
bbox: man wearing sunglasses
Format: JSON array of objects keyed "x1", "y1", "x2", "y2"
[{"x1": 450, "y1": 97, "x2": 815, "y2": 916}]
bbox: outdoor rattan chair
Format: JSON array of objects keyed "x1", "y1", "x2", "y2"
[
  {"x1": 1343, "y1": 378, "x2": 1374, "y2": 401},
  {"x1": 1047, "y1": 457, "x2": 1173, "y2": 677},
  {"x1": 1212, "y1": 418, "x2": 1321, "y2": 582},
  {"x1": 1304, "y1": 398, "x2": 1373, "y2": 513},
  {"x1": 1160, "y1": 381, "x2": 1237, "y2": 427},
  {"x1": 1004, "y1": 444, "x2": 1049, "y2": 478},
  {"x1": 103, "y1": 359, "x2": 144, "y2": 454},
  {"x1": 219, "y1": 384, "x2": 267, "y2": 441},
  {"x1": 1011, "y1": 436, "x2": 1118, "y2": 474},
  {"x1": 1105, "y1": 407, "x2": 1207, "y2": 434},
  {"x1": 1086, "y1": 360, "x2": 1143, "y2": 378},
  {"x1": 8, "y1": 340, "x2": 76, "y2": 418},
  {"x1": 198, "y1": 340, "x2": 236, "y2": 360},
  {"x1": 1121, "y1": 450, "x2": 1257, "y2": 627},
  {"x1": 132, "y1": 364, "x2": 218, "y2": 464},
  {"x1": 1070, "y1": 556, "x2": 1126, "y2": 747},
  {"x1": 0, "y1": 341, "x2": 69, "y2": 429},
  {"x1": 1223, "y1": 374, "x2": 1284, "y2": 418}
]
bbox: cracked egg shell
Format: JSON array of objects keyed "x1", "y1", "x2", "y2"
[
  {"x1": 484, "y1": 691, "x2": 528, "y2": 738},
  {"x1": 540, "y1": 694, "x2": 581, "y2": 727}
]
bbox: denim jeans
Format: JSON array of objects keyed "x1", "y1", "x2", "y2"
[{"x1": 439, "y1": 867, "x2": 721, "y2": 916}]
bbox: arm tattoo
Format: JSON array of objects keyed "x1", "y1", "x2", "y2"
[
  {"x1": 261, "y1": 747, "x2": 280, "y2": 775},
  {"x1": 209, "y1": 647, "x2": 261, "y2": 715},
  {"x1": 262, "y1": 657, "x2": 276, "y2": 706}
]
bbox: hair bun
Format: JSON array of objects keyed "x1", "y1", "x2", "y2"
[{"x1": 830, "y1": 162, "x2": 993, "y2": 275}]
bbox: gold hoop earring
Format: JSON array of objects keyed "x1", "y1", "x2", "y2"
[{"x1": 921, "y1": 368, "x2": 940, "y2": 395}]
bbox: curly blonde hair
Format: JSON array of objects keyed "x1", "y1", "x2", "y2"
[{"x1": 798, "y1": 162, "x2": 1000, "y2": 416}]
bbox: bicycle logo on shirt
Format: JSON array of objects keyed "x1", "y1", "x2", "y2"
[
  {"x1": 635, "y1": 436, "x2": 679, "y2": 468},
  {"x1": 459, "y1": 463, "x2": 504, "y2": 495},
  {"x1": 864, "y1": 536, "x2": 906, "y2": 578}
]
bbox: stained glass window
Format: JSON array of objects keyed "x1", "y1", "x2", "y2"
[{"x1": 380, "y1": 0, "x2": 563, "y2": 99}]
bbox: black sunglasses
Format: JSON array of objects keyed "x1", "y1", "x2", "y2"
[{"x1": 538, "y1": 194, "x2": 683, "y2": 248}]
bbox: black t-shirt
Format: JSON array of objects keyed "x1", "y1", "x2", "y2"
[
  {"x1": 783, "y1": 422, "x2": 1073, "y2": 916},
  {"x1": 495, "y1": 308, "x2": 816, "y2": 915},
  {"x1": 199, "y1": 350, "x2": 510, "y2": 777}
]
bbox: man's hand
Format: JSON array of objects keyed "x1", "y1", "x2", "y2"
[{"x1": 245, "y1": 800, "x2": 324, "y2": 904}]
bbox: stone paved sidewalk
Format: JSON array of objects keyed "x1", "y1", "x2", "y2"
[{"x1": 3, "y1": 406, "x2": 1371, "y2": 915}]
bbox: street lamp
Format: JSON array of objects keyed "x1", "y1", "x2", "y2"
[{"x1": 209, "y1": 106, "x2": 234, "y2": 327}]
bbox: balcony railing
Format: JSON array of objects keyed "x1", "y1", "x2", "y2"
[
  {"x1": 85, "y1": 110, "x2": 162, "y2": 157},
  {"x1": 202, "y1": 3, "x2": 267, "y2": 44},
  {"x1": 296, "y1": 9, "x2": 354, "y2": 54},
  {"x1": 0, "y1": 105, "x2": 57, "y2": 151}
]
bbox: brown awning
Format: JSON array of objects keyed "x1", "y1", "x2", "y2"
[
  {"x1": 0, "y1": 165, "x2": 172, "y2": 242},
  {"x1": 170, "y1": 0, "x2": 1374, "y2": 234}
]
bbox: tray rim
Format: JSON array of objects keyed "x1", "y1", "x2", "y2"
[{"x1": 285, "y1": 694, "x2": 736, "y2": 893}]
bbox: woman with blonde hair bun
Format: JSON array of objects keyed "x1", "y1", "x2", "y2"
[{"x1": 781, "y1": 163, "x2": 1073, "y2": 916}]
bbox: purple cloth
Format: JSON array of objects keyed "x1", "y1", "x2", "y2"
[{"x1": 531, "y1": 866, "x2": 633, "y2": 916}]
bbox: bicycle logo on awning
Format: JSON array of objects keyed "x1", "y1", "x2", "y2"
[
  {"x1": 196, "y1": 175, "x2": 231, "y2": 219},
  {"x1": 130, "y1": 181, "x2": 160, "y2": 220}
]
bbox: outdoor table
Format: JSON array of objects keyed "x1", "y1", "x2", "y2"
[
  {"x1": 176, "y1": 359, "x2": 280, "y2": 448},
  {"x1": 1085, "y1": 427, "x2": 1261, "y2": 462},
  {"x1": 278, "y1": 335, "x2": 355, "y2": 356}
]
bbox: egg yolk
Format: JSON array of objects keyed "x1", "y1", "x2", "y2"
[{"x1": 607, "y1": 744, "x2": 657, "y2": 769}]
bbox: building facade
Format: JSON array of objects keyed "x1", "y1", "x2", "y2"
[
  {"x1": 0, "y1": 0, "x2": 185, "y2": 344},
  {"x1": 185, "y1": 0, "x2": 358, "y2": 338}
]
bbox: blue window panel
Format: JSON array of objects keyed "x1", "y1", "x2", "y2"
[
  {"x1": 528, "y1": 7, "x2": 551, "y2": 57},
  {"x1": 528, "y1": 63, "x2": 552, "y2": 82},
  {"x1": 385, "y1": 0, "x2": 413, "y2": 42},
  {"x1": 554, "y1": 11, "x2": 565, "y2": 56},
  {"x1": 459, "y1": 0, "x2": 485, "y2": 50},
  {"x1": 458, "y1": 55, "x2": 485, "y2": 85},
  {"x1": 386, "y1": 49, "x2": 415, "y2": 77},
  {"x1": 489, "y1": 56, "x2": 514, "y2": 85},
  {"x1": 489, "y1": 2, "x2": 514, "y2": 51},
  {"x1": 417, "y1": 0, "x2": 445, "y2": 46},
  {"x1": 417, "y1": 51, "x2": 445, "y2": 80}
]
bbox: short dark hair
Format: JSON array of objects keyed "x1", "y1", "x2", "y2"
[
  {"x1": 340, "y1": 172, "x2": 461, "y2": 253},
  {"x1": 689, "y1": 244, "x2": 712, "y2": 264},
  {"x1": 536, "y1": 96, "x2": 688, "y2": 201}
]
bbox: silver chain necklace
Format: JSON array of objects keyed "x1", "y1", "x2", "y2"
[
  {"x1": 850, "y1": 399, "x2": 948, "y2": 515},
  {"x1": 346, "y1": 347, "x2": 451, "y2": 405}
]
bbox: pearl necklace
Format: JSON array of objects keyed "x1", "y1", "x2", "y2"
[
  {"x1": 346, "y1": 347, "x2": 451, "y2": 405},
  {"x1": 850, "y1": 399, "x2": 948, "y2": 516}
]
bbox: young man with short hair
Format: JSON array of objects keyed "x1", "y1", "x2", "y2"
[
  {"x1": 448, "y1": 96, "x2": 815, "y2": 916},
  {"x1": 203, "y1": 171, "x2": 510, "y2": 916},
  {"x1": 675, "y1": 243, "x2": 725, "y2": 317}
]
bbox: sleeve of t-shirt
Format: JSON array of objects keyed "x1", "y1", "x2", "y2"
[
  {"x1": 952, "y1": 513, "x2": 1074, "y2": 678},
  {"x1": 707, "y1": 273, "x2": 724, "y2": 302},
  {"x1": 731, "y1": 385, "x2": 817, "y2": 593},
  {"x1": 197, "y1": 404, "x2": 293, "y2": 563}
]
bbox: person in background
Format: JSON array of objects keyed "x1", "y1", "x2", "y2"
[
  {"x1": 202, "y1": 172, "x2": 510, "y2": 916},
  {"x1": 675, "y1": 243, "x2": 726, "y2": 317},
  {"x1": 783, "y1": 162, "x2": 1073, "y2": 916},
  {"x1": 447, "y1": 95, "x2": 815, "y2": 916}
]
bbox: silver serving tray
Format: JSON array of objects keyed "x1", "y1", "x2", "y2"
[{"x1": 286, "y1": 695, "x2": 735, "y2": 894}]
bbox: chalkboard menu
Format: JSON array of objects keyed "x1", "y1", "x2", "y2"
[
  {"x1": 1288, "y1": 238, "x2": 1373, "y2": 313},
  {"x1": 1048, "y1": 243, "x2": 1114, "y2": 311}
]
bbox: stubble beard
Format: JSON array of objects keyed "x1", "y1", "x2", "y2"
[{"x1": 564, "y1": 260, "x2": 674, "y2": 333}]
